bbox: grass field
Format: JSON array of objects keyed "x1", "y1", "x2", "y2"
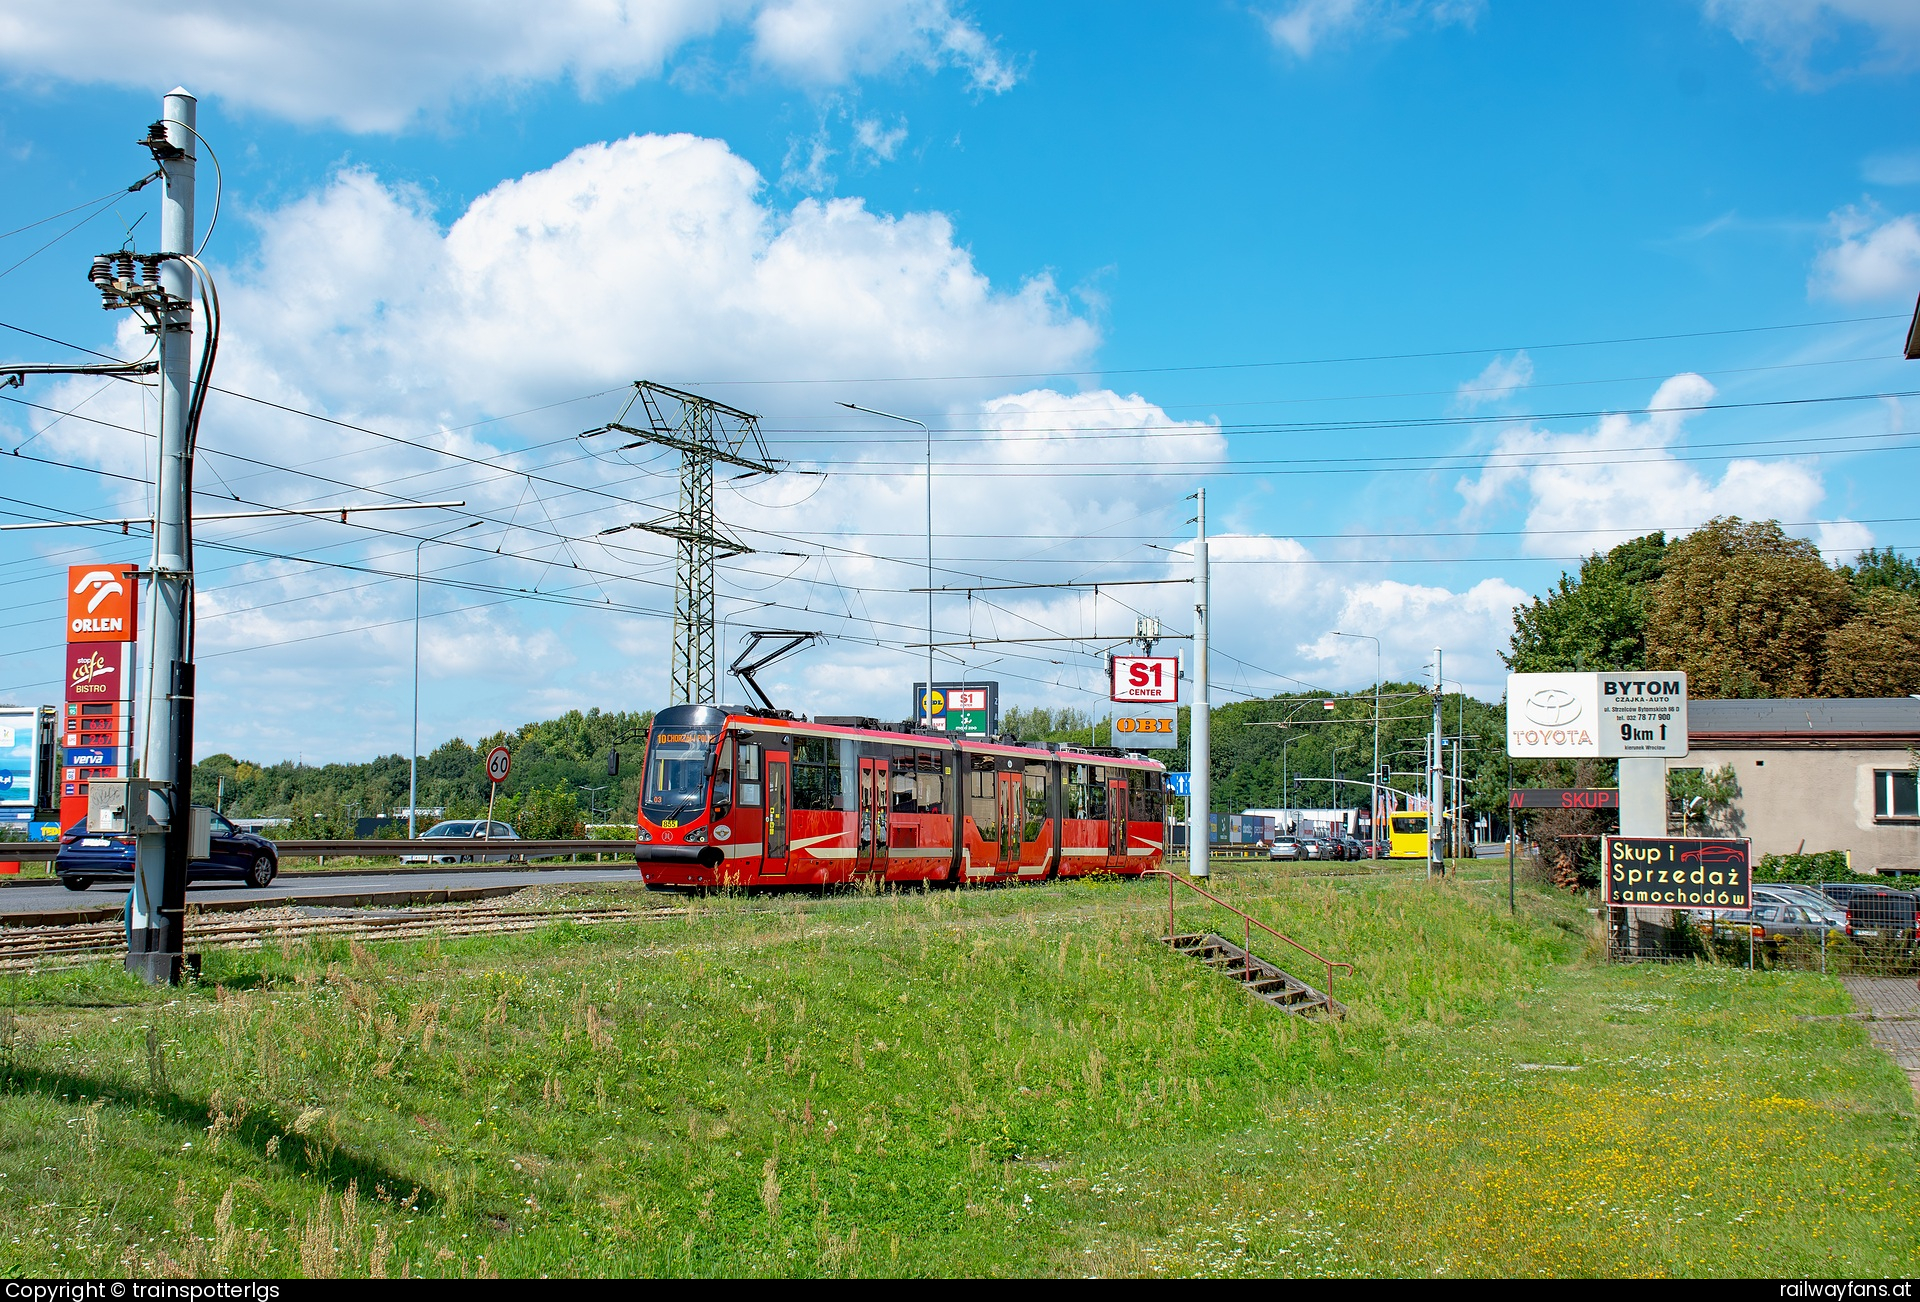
[{"x1": 0, "y1": 861, "x2": 1914, "y2": 1278}]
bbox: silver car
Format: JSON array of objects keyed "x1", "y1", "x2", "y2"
[
  {"x1": 400, "y1": 819, "x2": 522, "y2": 864},
  {"x1": 1269, "y1": 837, "x2": 1301, "y2": 861}
]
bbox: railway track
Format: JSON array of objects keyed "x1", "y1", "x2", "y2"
[{"x1": 0, "y1": 902, "x2": 680, "y2": 971}]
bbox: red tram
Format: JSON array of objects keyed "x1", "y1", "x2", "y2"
[{"x1": 632, "y1": 703, "x2": 1169, "y2": 888}]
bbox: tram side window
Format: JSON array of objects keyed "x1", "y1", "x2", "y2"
[
  {"x1": 1069, "y1": 764, "x2": 1107, "y2": 820},
  {"x1": 1023, "y1": 762, "x2": 1049, "y2": 841},
  {"x1": 1128, "y1": 769, "x2": 1165, "y2": 822},
  {"x1": 969, "y1": 754, "x2": 998, "y2": 839},
  {"x1": 916, "y1": 751, "x2": 945, "y2": 815},
  {"x1": 791, "y1": 736, "x2": 847, "y2": 813},
  {"x1": 737, "y1": 742, "x2": 762, "y2": 807}
]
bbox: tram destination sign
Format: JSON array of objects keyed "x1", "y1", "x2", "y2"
[
  {"x1": 1601, "y1": 836, "x2": 1751, "y2": 910},
  {"x1": 1506, "y1": 672, "x2": 1688, "y2": 759}
]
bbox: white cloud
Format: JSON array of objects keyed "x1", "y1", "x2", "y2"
[
  {"x1": 751, "y1": 0, "x2": 1015, "y2": 92},
  {"x1": 1455, "y1": 373, "x2": 1840, "y2": 554},
  {"x1": 23, "y1": 131, "x2": 1106, "y2": 756},
  {"x1": 1863, "y1": 150, "x2": 1920, "y2": 186},
  {"x1": 1454, "y1": 351, "x2": 1533, "y2": 410},
  {"x1": 1816, "y1": 518, "x2": 1876, "y2": 561},
  {"x1": 1703, "y1": 0, "x2": 1920, "y2": 80},
  {"x1": 1263, "y1": 0, "x2": 1483, "y2": 59},
  {"x1": 1809, "y1": 206, "x2": 1920, "y2": 300},
  {"x1": 0, "y1": 0, "x2": 1014, "y2": 132},
  {"x1": 852, "y1": 114, "x2": 910, "y2": 163}
]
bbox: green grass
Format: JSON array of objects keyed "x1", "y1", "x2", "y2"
[{"x1": 0, "y1": 863, "x2": 1913, "y2": 1277}]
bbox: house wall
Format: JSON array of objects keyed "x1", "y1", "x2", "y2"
[{"x1": 1670, "y1": 746, "x2": 1920, "y2": 874}]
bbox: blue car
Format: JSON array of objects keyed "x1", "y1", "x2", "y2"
[{"x1": 55, "y1": 808, "x2": 280, "y2": 892}]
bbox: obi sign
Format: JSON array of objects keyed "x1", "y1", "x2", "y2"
[
  {"x1": 1111, "y1": 710, "x2": 1176, "y2": 749},
  {"x1": 1506, "y1": 672, "x2": 1688, "y2": 759},
  {"x1": 1110, "y1": 656, "x2": 1179, "y2": 704},
  {"x1": 1602, "y1": 836, "x2": 1751, "y2": 910}
]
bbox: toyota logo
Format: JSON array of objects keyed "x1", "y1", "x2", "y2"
[{"x1": 1524, "y1": 688, "x2": 1581, "y2": 726}]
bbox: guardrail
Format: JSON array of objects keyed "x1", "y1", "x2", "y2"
[
  {"x1": 0, "y1": 838, "x2": 634, "y2": 864},
  {"x1": 1149, "y1": 867, "x2": 1354, "y2": 999}
]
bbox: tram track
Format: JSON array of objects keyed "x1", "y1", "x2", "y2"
[{"x1": 0, "y1": 902, "x2": 683, "y2": 972}]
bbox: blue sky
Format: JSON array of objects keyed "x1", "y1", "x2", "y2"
[{"x1": 2, "y1": 0, "x2": 1918, "y2": 764}]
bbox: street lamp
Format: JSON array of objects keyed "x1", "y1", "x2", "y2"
[
  {"x1": 411, "y1": 520, "x2": 481, "y2": 838},
  {"x1": 840, "y1": 401, "x2": 933, "y2": 725},
  {"x1": 1332, "y1": 631, "x2": 1381, "y2": 843}
]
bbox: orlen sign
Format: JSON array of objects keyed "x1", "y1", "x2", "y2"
[{"x1": 66, "y1": 565, "x2": 137, "y2": 643}]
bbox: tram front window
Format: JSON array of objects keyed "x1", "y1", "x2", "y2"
[{"x1": 644, "y1": 728, "x2": 717, "y2": 818}]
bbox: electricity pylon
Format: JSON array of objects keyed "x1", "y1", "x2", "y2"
[{"x1": 584, "y1": 382, "x2": 779, "y2": 705}]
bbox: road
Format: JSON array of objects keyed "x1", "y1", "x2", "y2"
[{"x1": 0, "y1": 867, "x2": 642, "y2": 918}]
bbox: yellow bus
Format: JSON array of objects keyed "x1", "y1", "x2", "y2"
[{"x1": 1386, "y1": 810, "x2": 1431, "y2": 860}]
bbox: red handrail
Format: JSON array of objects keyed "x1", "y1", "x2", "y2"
[{"x1": 1149, "y1": 868, "x2": 1355, "y2": 1001}]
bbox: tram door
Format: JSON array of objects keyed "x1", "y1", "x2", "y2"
[
  {"x1": 762, "y1": 753, "x2": 790, "y2": 877},
  {"x1": 997, "y1": 770, "x2": 1021, "y2": 870},
  {"x1": 857, "y1": 757, "x2": 889, "y2": 876},
  {"x1": 1107, "y1": 778, "x2": 1130, "y2": 860}
]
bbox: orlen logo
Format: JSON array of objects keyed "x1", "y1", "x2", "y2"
[
  {"x1": 66, "y1": 564, "x2": 136, "y2": 643},
  {"x1": 1524, "y1": 688, "x2": 1582, "y2": 726}
]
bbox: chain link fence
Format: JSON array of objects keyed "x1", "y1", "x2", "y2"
[{"x1": 1605, "y1": 893, "x2": 1920, "y2": 976}]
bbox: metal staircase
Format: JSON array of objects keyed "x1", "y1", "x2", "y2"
[
  {"x1": 1161, "y1": 931, "x2": 1347, "y2": 1018},
  {"x1": 1150, "y1": 869, "x2": 1352, "y2": 1019}
]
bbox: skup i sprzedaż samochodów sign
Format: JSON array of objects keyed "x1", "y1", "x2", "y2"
[{"x1": 1601, "y1": 836, "x2": 1751, "y2": 910}]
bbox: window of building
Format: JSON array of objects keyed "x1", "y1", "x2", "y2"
[{"x1": 1874, "y1": 769, "x2": 1918, "y2": 821}]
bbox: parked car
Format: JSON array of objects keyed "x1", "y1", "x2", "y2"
[
  {"x1": 1755, "y1": 883, "x2": 1846, "y2": 920},
  {"x1": 400, "y1": 819, "x2": 523, "y2": 864},
  {"x1": 1746, "y1": 897, "x2": 1846, "y2": 943},
  {"x1": 54, "y1": 809, "x2": 279, "y2": 892},
  {"x1": 1269, "y1": 837, "x2": 1301, "y2": 862},
  {"x1": 1840, "y1": 886, "x2": 1919, "y2": 943},
  {"x1": 1338, "y1": 834, "x2": 1368, "y2": 861}
]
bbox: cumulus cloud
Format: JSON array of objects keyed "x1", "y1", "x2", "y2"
[
  {"x1": 24, "y1": 131, "x2": 1102, "y2": 755},
  {"x1": 1263, "y1": 0, "x2": 1483, "y2": 59},
  {"x1": 1809, "y1": 206, "x2": 1920, "y2": 300},
  {"x1": 1455, "y1": 373, "x2": 1846, "y2": 555},
  {"x1": 1703, "y1": 0, "x2": 1920, "y2": 81},
  {"x1": 0, "y1": 0, "x2": 1015, "y2": 132}
]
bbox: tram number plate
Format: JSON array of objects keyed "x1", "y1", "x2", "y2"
[{"x1": 660, "y1": 819, "x2": 680, "y2": 829}]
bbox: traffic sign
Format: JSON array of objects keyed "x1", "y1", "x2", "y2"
[
  {"x1": 1166, "y1": 772, "x2": 1192, "y2": 797},
  {"x1": 486, "y1": 745, "x2": 512, "y2": 784}
]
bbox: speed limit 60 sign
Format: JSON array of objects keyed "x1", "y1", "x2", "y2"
[
  {"x1": 485, "y1": 745, "x2": 512, "y2": 784},
  {"x1": 1111, "y1": 655, "x2": 1179, "y2": 704}
]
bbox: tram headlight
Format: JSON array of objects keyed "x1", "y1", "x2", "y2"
[
  {"x1": 635, "y1": 829, "x2": 653, "y2": 843},
  {"x1": 683, "y1": 828, "x2": 707, "y2": 844}
]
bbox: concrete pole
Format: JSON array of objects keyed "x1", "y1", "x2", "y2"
[
  {"x1": 127, "y1": 89, "x2": 195, "y2": 985},
  {"x1": 1429, "y1": 647, "x2": 1444, "y2": 878},
  {"x1": 1190, "y1": 489, "x2": 1210, "y2": 879}
]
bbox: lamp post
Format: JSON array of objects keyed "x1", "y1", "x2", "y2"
[
  {"x1": 411, "y1": 520, "x2": 481, "y2": 838},
  {"x1": 1332, "y1": 630, "x2": 1381, "y2": 843},
  {"x1": 841, "y1": 401, "x2": 933, "y2": 725}
]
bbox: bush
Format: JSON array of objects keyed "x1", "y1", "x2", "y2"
[{"x1": 1755, "y1": 851, "x2": 1877, "y2": 886}]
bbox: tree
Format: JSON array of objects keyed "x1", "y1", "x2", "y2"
[
  {"x1": 1844, "y1": 546, "x2": 1920, "y2": 597},
  {"x1": 1667, "y1": 764, "x2": 1742, "y2": 835},
  {"x1": 1644, "y1": 517, "x2": 1852, "y2": 698},
  {"x1": 1822, "y1": 589, "x2": 1920, "y2": 697},
  {"x1": 1504, "y1": 532, "x2": 1666, "y2": 672}
]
